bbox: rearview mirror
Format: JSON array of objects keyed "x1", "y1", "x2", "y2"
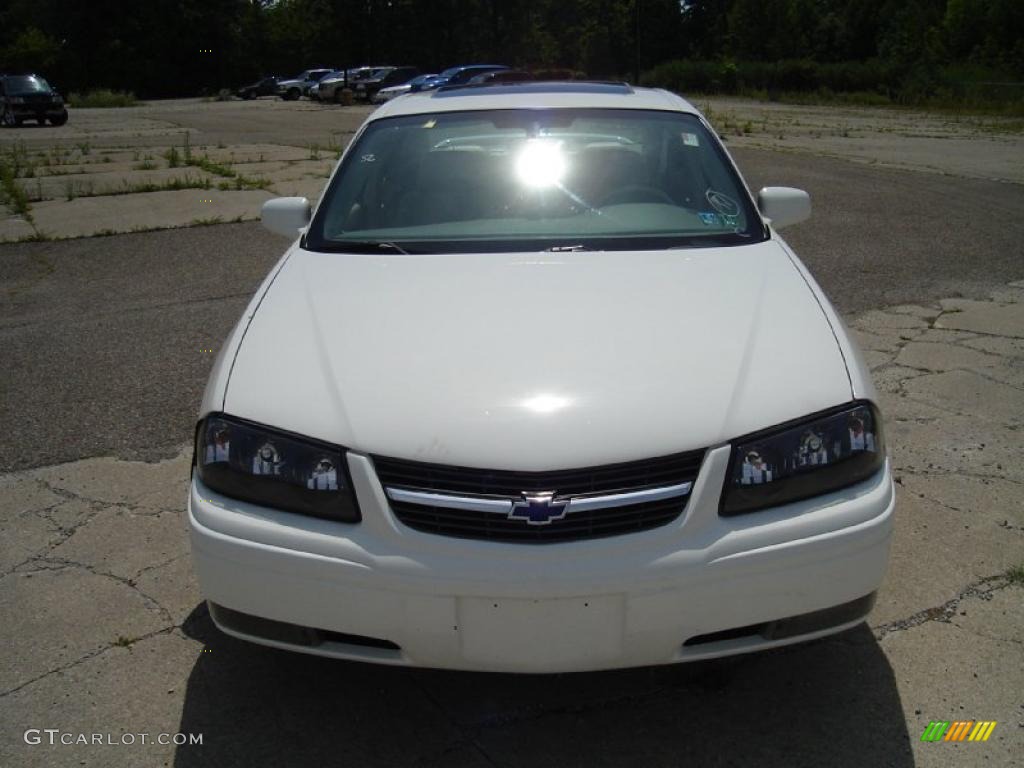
[
  {"x1": 261, "y1": 197, "x2": 311, "y2": 239},
  {"x1": 758, "y1": 187, "x2": 811, "y2": 230}
]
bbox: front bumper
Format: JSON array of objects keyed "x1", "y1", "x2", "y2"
[
  {"x1": 9, "y1": 104, "x2": 66, "y2": 119},
  {"x1": 189, "y1": 447, "x2": 894, "y2": 672}
]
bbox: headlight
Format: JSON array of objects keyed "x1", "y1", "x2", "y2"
[
  {"x1": 720, "y1": 402, "x2": 884, "y2": 516},
  {"x1": 195, "y1": 414, "x2": 361, "y2": 522}
]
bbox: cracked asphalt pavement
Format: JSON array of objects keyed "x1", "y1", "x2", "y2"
[{"x1": 1, "y1": 100, "x2": 1023, "y2": 767}]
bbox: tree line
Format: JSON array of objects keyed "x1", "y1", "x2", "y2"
[{"x1": 0, "y1": 0, "x2": 1021, "y2": 103}]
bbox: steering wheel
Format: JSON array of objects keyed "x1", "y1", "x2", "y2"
[{"x1": 598, "y1": 185, "x2": 676, "y2": 207}]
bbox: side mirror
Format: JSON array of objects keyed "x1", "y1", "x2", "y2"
[
  {"x1": 758, "y1": 187, "x2": 811, "y2": 230},
  {"x1": 261, "y1": 197, "x2": 311, "y2": 239}
]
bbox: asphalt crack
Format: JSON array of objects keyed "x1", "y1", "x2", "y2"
[
  {"x1": 16, "y1": 555, "x2": 175, "y2": 624},
  {"x1": 0, "y1": 625, "x2": 178, "y2": 700},
  {"x1": 874, "y1": 573, "x2": 1016, "y2": 641}
]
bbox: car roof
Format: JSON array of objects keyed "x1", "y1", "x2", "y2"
[{"x1": 369, "y1": 82, "x2": 699, "y2": 121}]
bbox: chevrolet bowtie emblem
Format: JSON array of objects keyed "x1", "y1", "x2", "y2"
[{"x1": 508, "y1": 493, "x2": 569, "y2": 525}]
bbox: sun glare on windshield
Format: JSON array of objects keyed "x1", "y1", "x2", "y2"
[{"x1": 515, "y1": 139, "x2": 566, "y2": 189}]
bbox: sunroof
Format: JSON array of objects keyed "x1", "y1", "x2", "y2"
[{"x1": 433, "y1": 82, "x2": 634, "y2": 98}]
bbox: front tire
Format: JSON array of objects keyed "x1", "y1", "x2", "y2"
[
  {"x1": 1, "y1": 108, "x2": 15, "y2": 127},
  {"x1": 49, "y1": 111, "x2": 68, "y2": 126},
  {"x1": 285, "y1": 88, "x2": 300, "y2": 101}
]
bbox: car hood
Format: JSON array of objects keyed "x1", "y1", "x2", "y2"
[{"x1": 224, "y1": 241, "x2": 852, "y2": 469}]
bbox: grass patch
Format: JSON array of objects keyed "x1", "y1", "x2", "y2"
[
  {"x1": 191, "y1": 155, "x2": 234, "y2": 177},
  {"x1": 0, "y1": 150, "x2": 34, "y2": 217},
  {"x1": 1008, "y1": 564, "x2": 1024, "y2": 586},
  {"x1": 107, "y1": 174, "x2": 211, "y2": 196},
  {"x1": 60, "y1": 173, "x2": 212, "y2": 200},
  {"x1": 0, "y1": 142, "x2": 37, "y2": 178},
  {"x1": 68, "y1": 90, "x2": 138, "y2": 108},
  {"x1": 216, "y1": 174, "x2": 272, "y2": 191},
  {"x1": 164, "y1": 146, "x2": 181, "y2": 168},
  {"x1": 1, "y1": 178, "x2": 33, "y2": 217},
  {"x1": 133, "y1": 156, "x2": 158, "y2": 171},
  {"x1": 190, "y1": 216, "x2": 224, "y2": 226}
]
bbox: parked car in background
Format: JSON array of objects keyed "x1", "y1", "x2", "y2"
[
  {"x1": 373, "y1": 73, "x2": 438, "y2": 103},
  {"x1": 467, "y1": 70, "x2": 533, "y2": 85},
  {"x1": 237, "y1": 76, "x2": 280, "y2": 100},
  {"x1": 317, "y1": 67, "x2": 376, "y2": 102},
  {"x1": 408, "y1": 74, "x2": 445, "y2": 93},
  {"x1": 354, "y1": 66, "x2": 419, "y2": 102},
  {"x1": 0, "y1": 74, "x2": 67, "y2": 126},
  {"x1": 277, "y1": 69, "x2": 334, "y2": 100},
  {"x1": 421, "y1": 64, "x2": 509, "y2": 91},
  {"x1": 307, "y1": 70, "x2": 344, "y2": 101},
  {"x1": 191, "y1": 82, "x2": 893, "y2": 673}
]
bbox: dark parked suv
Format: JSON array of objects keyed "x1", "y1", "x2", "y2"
[{"x1": 1, "y1": 74, "x2": 68, "y2": 126}]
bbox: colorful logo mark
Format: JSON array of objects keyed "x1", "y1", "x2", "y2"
[{"x1": 921, "y1": 721, "x2": 997, "y2": 742}]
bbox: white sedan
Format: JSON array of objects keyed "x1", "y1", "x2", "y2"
[{"x1": 189, "y1": 82, "x2": 893, "y2": 673}]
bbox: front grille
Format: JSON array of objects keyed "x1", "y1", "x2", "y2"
[{"x1": 374, "y1": 449, "x2": 705, "y2": 544}]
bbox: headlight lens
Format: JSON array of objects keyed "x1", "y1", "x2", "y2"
[
  {"x1": 721, "y1": 402, "x2": 885, "y2": 516},
  {"x1": 195, "y1": 414, "x2": 361, "y2": 522}
]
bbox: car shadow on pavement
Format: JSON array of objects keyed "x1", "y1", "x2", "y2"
[{"x1": 174, "y1": 602, "x2": 913, "y2": 767}]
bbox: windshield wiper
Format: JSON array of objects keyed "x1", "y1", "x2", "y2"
[
  {"x1": 324, "y1": 240, "x2": 420, "y2": 254},
  {"x1": 545, "y1": 244, "x2": 591, "y2": 252}
]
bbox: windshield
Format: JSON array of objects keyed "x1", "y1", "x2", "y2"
[
  {"x1": 307, "y1": 108, "x2": 766, "y2": 253},
  {"x1": 5, "y1": 75, "x2": 52, "y2": 94}
]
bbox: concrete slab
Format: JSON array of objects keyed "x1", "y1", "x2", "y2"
[
  {"x1": 0, "y1": 631, "x2": 200, "y2": 768},
  {"x1": 703, "y1": 96, "x2": 1024, "y2": 184},
  {"x1": 873, "y1": 481, "x2": 1024, "y2": 627},
  {"x1": 17, "y1": 167, "x2": 220, "y2": 203},
  {"x1": 28, "y1": 188, "x2": 273, "y2": 238},
  {"x1": 902, "y1": 370, "x2": 1024, "y2": 427},
  {"x1": 31, "y1": 452, "x2": 192, "y2": 512},
  {"x1": 895, "y1": 341, "x2": 1004, "y2": 372},
  {"x1": 50, "y1": 508, "x2": 188, "y2": 583},
  {"x1": 0, "y1": 213, "x2": 37, "y2": 242},
  {"x1": 0, "y1": 568, "x2": 169, "y2": 695},
  {"x1": 936, "y1": 303, "x2": 1024, "y2": 338},
  {"x1": 879, "y1": 585, "x2": 1023, "y2": 767}
]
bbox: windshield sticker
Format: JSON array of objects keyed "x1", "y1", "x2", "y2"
[
  {"x1": 706, "y1": 190, "x2": 740, "y2": 217},
  {"x1": 698, "y1": 212, "x2": 719, "y2": 226},
  {"x1": 681, "y1": 132, "x2": 700, "y2": 147},
  {"x1": 422, "y1": 119, "x2": 436, "y2": 129}
]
